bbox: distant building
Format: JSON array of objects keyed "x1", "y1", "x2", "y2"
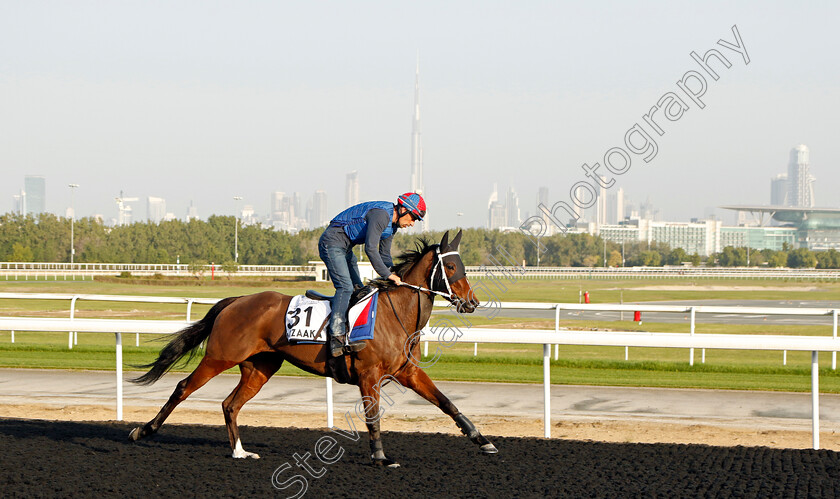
[
  {"x1": 596, "y1": 177, "x2": 607, "y2": 227},
  {"x1": 185, "y1": 201, "x2": 199, "y2": 221},
  {"x1": 600, "y1": 218, "x2": 722, "y2": 256},
  {"x1": 409, "y1": 58, "x2": 427, "y2": 232},
  {"x1": 271, "y1": 191, "x2": 285, "y2": 215},
  {"x1": 787, "y1": 145, "x2": 814, "y2": 207},
  {"x1": 308, "y1": 190, "x2": 328, "y2": 229},
  {"x1": 241, "y1": 204, "x2": 257, "y2": 226},
  {"x1": 537, "y1": 186, "x2": 556, "y2": 236},
  {"x1": 487, "y1": 183, "x2": 500, "y2": 229},
  {"x1": 271, "y1": 191, "x2": 290, "y2": 229},
  {"x1": 722, "y1": 205, "x2": 840, "y2": 251},
  {"x1": 292, "y1": 192, "x2": 302, "y2": 222},
  {"x1": 146, "y1": 197, "x2": 166, "y2": 223},
  {"x1": 639, "y1": 197, "x2": 658, "y2": 221},
  {"x1": 12, "y1": 191, "x2": 24, "y2": 215},
  {"x1": 770, "y1": 173, "x2": 788, "y2": 206},
  {"x1": 115, "y1": 193, "x2": 138, "y2": 226},
  {"x1": 602, "y1": 221, "x2": 797, "y2": 256},
  {"x1": 720, "y1": 226, "x2": 796, "y2": 252},
  {"x1": 572, "y1": 185, "x2": 585, "y2": 222},
  {"x1": 505, "y1": 186, "x2": 520, "y2": 228},
  {"x1": 488, "y1": 202, "x2": 506, "y2": 230},
  {"x1": 345, "y1": 171, "x2": 359, "y2": 209},
  {"x1": 606, "y1": 187, "x2": 624, "y2": 225},
  {"x1": 24, "y1": 176, "x2": 45, "y2": 215}
]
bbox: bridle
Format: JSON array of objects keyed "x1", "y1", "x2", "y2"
[
  {"x1": 400, "y1": 246, "x2": 466, "y2": 302},
  {"x1": 386, "y1": 246, "x2": 462, "y2": 336},
  {"x1": 384, "y1": 245, "x2": 468, "y2": 375}
]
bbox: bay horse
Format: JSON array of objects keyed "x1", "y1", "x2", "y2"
[{"x1": 128, "y1": 230, "x2": 497, "y2": 466}]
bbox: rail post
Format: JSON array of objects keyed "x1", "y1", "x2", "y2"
[
  {"x1": 69, "y1": 295, "x2": 80, "y2": 349},
  {"x1": 326, "y1": 377, "x2": 334, "y2": 428},
  {"x1": 543, "y1": 343, "x2": 551, "y2": 438},
  {"x1": 833, "y1": 310, "x2": 838, "y2": 370},
  {"x1": 116, "y1": 332, "x2": 123, "y2": 421},
  {"x1": 689, "y1": 307, "x2": 696, "y2": 366},
  {"x1": 812, "y1": 350, "x2": 819, "y2": 449},
  {"x1": 554, "y1": 304, "x2": 560, "y2": 361}
]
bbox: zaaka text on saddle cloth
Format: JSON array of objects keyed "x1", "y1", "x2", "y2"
[{"x1": 285, "y1": 290, "x2": 379, "y2": 344}]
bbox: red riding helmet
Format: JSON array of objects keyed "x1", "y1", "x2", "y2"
[{"x1": 397, "y1": 192, "x2": 426, "y2": 221}]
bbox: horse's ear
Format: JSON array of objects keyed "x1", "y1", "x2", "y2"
[
  {"x1": 439, "y1": 231, "x2": 450, "y2": 250},
  {"x1": 450, "y1": 229, "x2": 463, "y2": 250}
]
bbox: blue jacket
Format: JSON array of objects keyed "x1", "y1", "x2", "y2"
[
  {"x1": 329, "y1": 201, "x2": 396, "y2": 244},
  {"x1": 325, "y1": 201, "x2": 397, "y2": 278}
]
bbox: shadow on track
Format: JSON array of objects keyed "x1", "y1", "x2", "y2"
[{"x1": 3, "y1": 419, "x2": 840, "y2": 497}]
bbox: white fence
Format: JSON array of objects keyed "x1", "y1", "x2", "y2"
[
  {"x1": 0, "y1": 262, "x2": 316, "y2": 279},
  {"x1": 2, "y1": 293, "x2": 840, "y2": 449},
  {"x1": 3, "y1": 261, "x2": 840, "y2": 280},
  {"x1": 0, "y1": 292, "x2": 218, "y2": 348}
]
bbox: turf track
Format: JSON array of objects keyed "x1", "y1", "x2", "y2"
[{"x1": 2, "y1": 419, "x2": 839, "y2": 498}]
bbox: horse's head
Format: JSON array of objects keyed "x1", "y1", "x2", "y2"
[{"x1": 431, "y1": 230, "x2": 479, "y2": 314}]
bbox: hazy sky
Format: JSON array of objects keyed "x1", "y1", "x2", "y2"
[{"x1": 2, "y1": 1, "x2": 839, "y2": 229}]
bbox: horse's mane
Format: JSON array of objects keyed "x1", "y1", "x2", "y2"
[{"x1": 368, "y1": 238, "x2": 439, "y2": 291}]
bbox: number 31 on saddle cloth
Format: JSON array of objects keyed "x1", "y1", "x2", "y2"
[{"x1": 285, "y1": 289, "x2": 379, "y2": 344}]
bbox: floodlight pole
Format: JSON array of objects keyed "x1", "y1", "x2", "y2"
[{"x1": 69, "y1": 184, "x2": 79, "y2": 264}]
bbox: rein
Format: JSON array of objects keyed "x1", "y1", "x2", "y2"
[{"x1": 383, "y1": 286, "x2": 423, "y2": 378}]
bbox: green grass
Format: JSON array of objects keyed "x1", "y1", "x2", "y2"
[
  {"x1": 2, "y1": 277, "x2": 840, "y2": 393},
  {"x1": 444, "y1": 277, "x2": 840, "y2": 303},
  {"x1": 3, "y1": 275, "x2": 840, "y2": 304},
  {"x1": 2, "y1": 329, "x2": 838, "y2": 392}
]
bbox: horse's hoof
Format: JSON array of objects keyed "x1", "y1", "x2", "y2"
[
  {"x1": 372, "y1": 458, "x2": 400, "y2": 468},
  {"x1": 480, "y1": 443, "x2": 498, "y2": 454},
  {"x1": 128, "y1": 427, "x2": 142, "y2": 441},
  {"x1": 232, "y1": 451, "x2": 261, "y2": 459}
]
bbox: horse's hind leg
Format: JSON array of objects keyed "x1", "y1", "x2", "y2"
[
  {"x1": 397, "y1": 367, "x2": 498, "y2": 454},
  {"x1": 223, "y1": 354, "x2": 282, "y2": 459},
  {"x1": 358, "y1": 374, "x2": 400, "y2": 468},
  {"x1": 129, "y1": 357, "x2": 235, "y2": 441}
]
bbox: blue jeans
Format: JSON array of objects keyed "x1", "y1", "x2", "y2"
[{"x1": 318, "y1": 232, "x2": 363, "y2": 336}]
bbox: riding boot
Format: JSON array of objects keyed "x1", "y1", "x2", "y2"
[{"x1": 330, "y1": 334, "x2": 346, "y2": 358}]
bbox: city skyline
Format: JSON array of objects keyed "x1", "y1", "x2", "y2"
[
  {"x1": 2, "y1": 2, "x2": 839, "y2": 230},
  {"x1": 8, "y1": 141, "x2": 832, "y2": 230}
]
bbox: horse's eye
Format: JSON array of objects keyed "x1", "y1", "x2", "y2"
[{"x1": 446, "y1": 264, "x2": 455, "y2": 270}]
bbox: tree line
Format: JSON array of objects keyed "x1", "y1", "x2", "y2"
[{"x1": 1, "y1": 212, "x2": 839, "y2": 269}]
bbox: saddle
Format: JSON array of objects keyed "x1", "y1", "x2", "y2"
[
  {"x1": 305, "y1": 285, "x2": 376, "y2": 309},
  {"x1": 307, "y1": 286, "x2": 376, "y2": 386}
]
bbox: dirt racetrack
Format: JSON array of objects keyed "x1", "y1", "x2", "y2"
[{"x1": 3, "y1": 418, "x2": 840, "y2": 498}]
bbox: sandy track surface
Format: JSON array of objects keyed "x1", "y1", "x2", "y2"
[
  {"x1": 4, "y1": 402, "x2": 840, "y2": 451},
  {"x1": 4, "y1": 369, "x2": 840, "y2": 451}
]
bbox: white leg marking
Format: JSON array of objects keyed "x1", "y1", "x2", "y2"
[{"x1": 232, "y1": 438, "x2": 260, "y2": 459}]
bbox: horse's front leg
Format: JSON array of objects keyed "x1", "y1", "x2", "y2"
[
  {"x1": 358, "y1": 375, "x2": 400, "y2": 467},
  {"x1": 397, "y1": 367, "x2": 498, "y2": 454}
]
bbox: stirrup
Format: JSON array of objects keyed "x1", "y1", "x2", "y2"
[{"x1": 345, "y1": 340, "x2": 367, "y2": 353}]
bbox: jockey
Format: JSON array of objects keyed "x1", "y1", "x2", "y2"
[{"x1": 318, "y1": 192, "x2": 426, "y2": 357}]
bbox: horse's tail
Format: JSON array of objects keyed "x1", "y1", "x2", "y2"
[{"x1": 130, "y1": 296, "x2": 240, "y2": 386}]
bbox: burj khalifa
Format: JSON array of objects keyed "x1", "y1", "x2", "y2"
[{"x1": 410, "y1": 58, "x2": 427, "y2": 231}]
